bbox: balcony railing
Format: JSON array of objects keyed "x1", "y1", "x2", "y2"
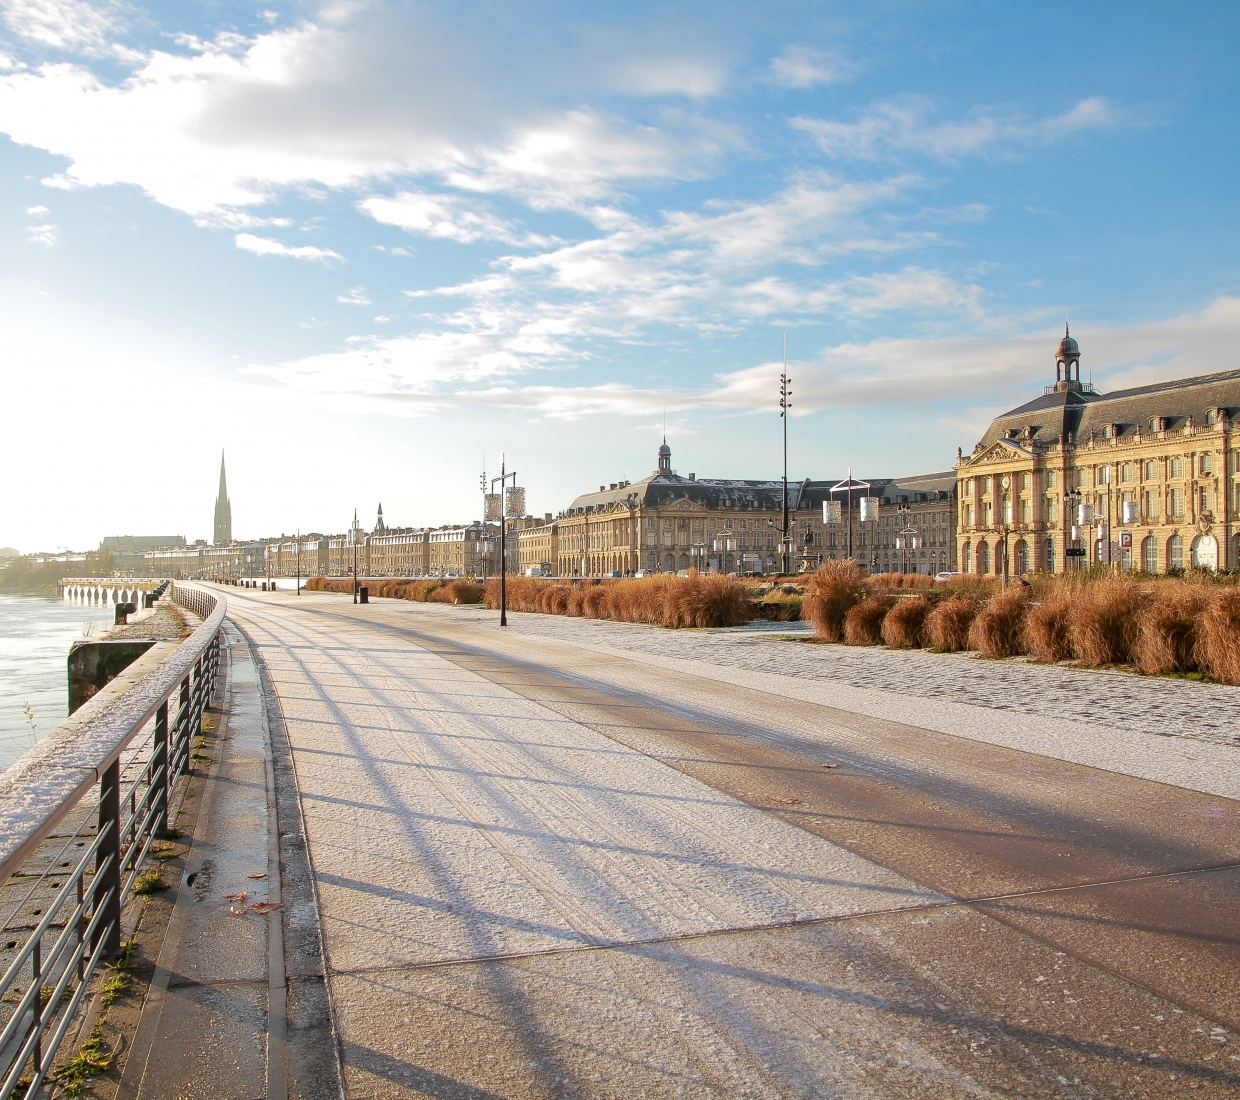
[{"x1": 0, "y1": 585, "x2": 224, "y2": 1097}]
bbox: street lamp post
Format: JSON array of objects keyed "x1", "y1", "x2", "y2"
[
  {"x1": 830, "y1": 471, "x2": 870, "y2": 561},
  {"x1": 351, "y1": 509, "x2": 359, "y2": 604},
  {"x1": 779, "y1": 338, "x2": 792, "y2": 575},
  {"x1": 999, "y1": 476, "x2": 1011, "y2": 590},
  {"x1": 491, "y1": 457, "x2": 517, "y2": 627},
  {"x1": 296, "y1": 529, "x2": 301, "y2": 596}
]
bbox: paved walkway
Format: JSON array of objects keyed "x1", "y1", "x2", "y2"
[{"x1": 214, "y1": 588, "x2": 1240, "y2": 1099}]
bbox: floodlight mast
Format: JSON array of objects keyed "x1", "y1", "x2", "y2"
[{"x1": 779, "y1": 334, "x2": 792, "y2": 575}]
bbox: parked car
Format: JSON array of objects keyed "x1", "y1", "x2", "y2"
[
  {"x1": 605, "y1": 570, "x2": 623, "y2": 578},
  {"x1": 934, "y1": 571, "x2": 961, "y2": 582}
]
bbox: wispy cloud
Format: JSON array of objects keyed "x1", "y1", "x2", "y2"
[
  {"x1": 769, "y1": 46, "x2": 859, "y2": 89},
  {"x1": 234, "y1": 233, "x2": 342, "y2": 261},
  {"x1": 360, "y1": 191, "x2": 545, "y2": 245},
  {"x1": 25, "y1": 221, "x2": 55, "y2": 244},
  {"x1": 336, "y1": 287, "x2": 371, "y2": 304},
  {"x1": 1, "y1": 0, "x2": 119, "y2": 53},
  {"x1": 794, "y1": 95, "x2": 1126, "y2": 162}
]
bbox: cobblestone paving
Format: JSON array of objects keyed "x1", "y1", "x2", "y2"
[{"x1": 443, "y1": 608, "x2": 1240, "y2": 750}]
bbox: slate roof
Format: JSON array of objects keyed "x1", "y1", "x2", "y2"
[
  {"x1": 977, "y1": 368, "x2": 1240, "y2": 449},
  {"x1": 564, "y1": 463, "x2": 955, "y2": 515}
]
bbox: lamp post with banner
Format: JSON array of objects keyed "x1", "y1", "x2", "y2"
[
  {"x1": 350, "y1": 508, "x2": 359, "y2": 604},
  {"x1": 479, "y1": 467, "x2": 489, "y2": 582},
  {"x1": 296, "y1": 529, "x2": 301, "y2": 596},
  {"x1": 830, "y1": 471, "x2": 870, "y2": 560},
  {"x1": 490, "y1": 457, "x2": 519, "y2": 626}
]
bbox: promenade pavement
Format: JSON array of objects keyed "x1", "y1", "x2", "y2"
[{"x1": 214, "y1": 587, "x2": 1240, "y2": 1099}]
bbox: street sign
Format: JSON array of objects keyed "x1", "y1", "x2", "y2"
[
  {"x1": 1066, "y1": 548, "x2": 1087, "y2": 558},
  {"x1": 1120, "y1": 531, "x2": 1132, "y2": 548}
]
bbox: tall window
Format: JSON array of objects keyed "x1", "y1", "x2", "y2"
[
  {"x1": 1200, "y1": 486, "x2": 1212, "y2": 514},
  {"x1": 1169, "y1": 534, "x2": 1183, "y2": 569},
  {"x1": 1122, "y1": 463, "x2": 1133, "y2": 483},
  {"x1": 1046, "y1": 470, "x2": 1057, "y2": 488},
  {"x1": 1145, "y1": 491, "x2": 1160, "y2": 519},
  {"x1": 1142, "y1": 536, "x2": 1157, "y2": 574},
  {"x1": 1045, "y1": 538, "x2": 1055, "y2": 574},
  {"x1": 1021, "y1": 500, "x2": 1031, "y2": 523},
  {"x1": 1045, "y1": 496, "x2": 1056, "y2": 523},
  {"x1": 1145, "y1": 460, "x2": 1157, "y2": 480},
  {"x1": 978, "y1": 542, "x2": 990, "y2": 574},
  {"x1": 962, "y1": 542, "x2": 972, "y2": 573},
  {"x1": 1201, "y1": 453, "x2": 1214, "y2": 476},
  {"x1": 1171, "y1": 457, "x2": 1184, "y2": 478},
  {"x1": 1171, "y1": 488, "x2": 1185, "y2": 518}
]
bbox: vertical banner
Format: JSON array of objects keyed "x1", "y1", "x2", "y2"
[
  {"x1": 822, "y1": 501, "x2": 842, "y2": 524},
  {"x1": 859, "y1": 496, "x2": 880, "y2": 522},
  {"x1": 505, "y1": 486, "x2": 526, "y2": 518},
  {"x1": 484, "y1": 494, "x2": 502, "y2": 522}
]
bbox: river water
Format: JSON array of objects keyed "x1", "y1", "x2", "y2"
[{"x1": 0, "y1": 593, "x2": 114, "y2": 773}]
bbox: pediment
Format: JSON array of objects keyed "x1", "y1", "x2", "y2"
[
  {"x1": 659, "y1": 498, "x2": 709, "y2": 513},
  {"x1": 971, "y1": 440, "x2": 1035, "y2": 465}
]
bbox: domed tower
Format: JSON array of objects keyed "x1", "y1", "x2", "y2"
[
  {"x1": 657, "y1": 438, "x2": 672, "y2": 474},
  {"x1": 1054, "y1": 325, "x2": 1082, "y2": 392}
]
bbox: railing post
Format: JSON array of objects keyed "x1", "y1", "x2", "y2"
[
  {"x1": 176, "y1": 675, "x2": 191, "y2": 776},
  {"x1": 152, "y1": 701, "x2": 169, "y2": 835},
  {"x1": 93, "y1": 760, "x2": 121, "y2": 957}
]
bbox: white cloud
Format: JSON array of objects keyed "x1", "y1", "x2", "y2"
[
  {"x1": 25, "y1": 202, "x2": 48, "y2": 214},
  {"x1": 336, "y1": 286, "x2": 370, "y2": 304},
  {"x1": 234, "y1": 232, "x2": 342, "y2": 261},
  {"x1": 0, "y1": 17, "x2": 721, "y2": 218},
  {"x1": 360, "y1": 191, "x2": 537, "y2": 245},
  {"x1": 769, "y1": 47, "x2": 858, "y2": 89},
  {"x1": 25, "y1": 220, "x2": 55, "y2": 244},
  {"x1": 247, "y1": 295, "x2": 1240, "y2": 424},
  {"x1": 1, "y1": 0, "x2": 118, "y2": 53},
  {"x1": 794, "y1": 95, "x2": 1124, "y2": 162}
]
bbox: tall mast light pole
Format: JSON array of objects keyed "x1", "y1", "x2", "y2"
[{"x1": 779, "y1": 334, "x2": 792, "y2": 575}]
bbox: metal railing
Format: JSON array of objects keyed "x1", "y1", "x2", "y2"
[{"x1": 0, "y1": 586, "x2": 225, "y2": 1097}]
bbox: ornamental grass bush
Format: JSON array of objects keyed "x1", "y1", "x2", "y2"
[
  {"x1": 481, "y1": 573, "x2": 753, "y2": 629},
  {"x1": 923, "y1": 596, "x2": 979, "y2": 652},
  {"x1": 844, "y1": 593, "x2": 896, "y2": 646},
  {"x1": 1068, "y1": 576, "x2": 1146, "y2": 667},
  {"x1": 1024, "y1": 590, "x2": 1076, "y2": 663},
  {"x1": 1133, "y1": 586, "x2": 1207, "y2": 675},
  {"x1": 303, "y1": 575, "x2": 482, "y2": 603},
  {"x1": 1195, "y1": 589, "x2": 1240, "y2": 685},
  {"x1": 804, "y1": 559, "x2": 867, "y2": 642},
  {"x1": 968, "y1": 588, "x2": 1030, "y2": 658},
  {"x1": 880, "y1": 596, "x2": 931, "y2": 649}
]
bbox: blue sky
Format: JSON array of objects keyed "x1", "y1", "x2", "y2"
[{"x1": 2, "y1": 0, "x2": 1238, "y2": 550}]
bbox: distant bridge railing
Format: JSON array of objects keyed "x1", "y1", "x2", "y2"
[
  {"x1": 0, "y1": 586, "x2": 225, "y2": 1097},
  {"x1": 60, "y1": 578, "x2": 170, "y2": 608}
]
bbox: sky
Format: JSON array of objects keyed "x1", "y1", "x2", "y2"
[{"x1": 1, "y1": 0, "x2": 1238, "y2": 551}]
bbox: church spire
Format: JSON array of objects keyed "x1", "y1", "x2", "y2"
[{"x1": 213, "y1": 450, "x2": 233, "y2": 545}]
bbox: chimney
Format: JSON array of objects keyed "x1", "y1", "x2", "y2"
[{"x1": 689, "y1": 473, "x2": 696, "y2": 481}]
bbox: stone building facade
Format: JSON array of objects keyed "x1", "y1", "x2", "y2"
[
  {"x1": 555, "y1": 443, "x2": 956, "y2": 577},
  {"x1": 427, "y1": 523, "x2": 488, "y2": 576},
  {"x1": 516, "y1": 519, "x2": 558, "y2": 575},
  {"x1": 956, "y1": 329, "x2": 1240, "y2": 575}
]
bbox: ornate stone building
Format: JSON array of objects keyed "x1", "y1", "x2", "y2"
[
  {"x1": 956, "y1": 329, "x2": 1240, "y2": 575},
  {"x1": 516, "y1": 518, "x2": 558, "y2": 575},
  {"x1": 555, "y1": 442, "x2": 956, "y2": 576}
]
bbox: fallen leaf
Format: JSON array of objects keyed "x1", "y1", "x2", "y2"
[
  {"x1": 223, "y1": 891, "x2": 247, "y2": 903},
  {"x1": 818, "y1": 763, "x2": 840, "y2": 769},
  {"x1": 248, "y1": 902, "x2": 283, "y2": 914},
  {"x1": 771, "y1": 797, "x2": 802, "y2": 805},
  {"x1": 247, "y1": 873, "x2": 267, "y2": 880}
]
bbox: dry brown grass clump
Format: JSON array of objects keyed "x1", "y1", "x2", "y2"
[
  {"x1": 924, "y1": 596, "x2": 979, "y2": 652},
  {"x1": 1068, "y1": 577, "x2": 1146, "y2": 667},
  {"x1": 1195, "y1": 590, "x2": 1240, "y2": 684},
  {"x1": 1134, "y1": 586, "x2": 1207, "y2": 675},
  {"x1": 804, "y1": 559, "x2": 867, "y2": 642},
  {"x1": 844, "y1": 594, "x2": 896, "y2": 646},
  {"x1": 969, "y1": 588, "x2": 1030, "y2": 658},
  {"x1": 1024, "y1": 591, "x2": 1075, "y2": 663},
  {"x1": 881, "y1": 596, "x2": 931, "y2": 649},
  {"x1": 870, "y1": 572, "x2": 936, "y2": 591},
  {"x1": 482, "y1": 573, "x2": 753, "y2": 629}
]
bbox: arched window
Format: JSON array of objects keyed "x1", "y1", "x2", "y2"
[
  {"x1": 1045, "y1": 538, "x2": 1055, "y2": 574},
  {"x1": 664, "y1": 553, "x2": 675, "y2": 572},
  {"x1": 678, "y1": 554, "x2": 689, "y2": 571},
  {"x1": 962, "y1": 542, "x2": 971, "y2": 573},
  {"x1": 1168, "y1": 534, "x2": 1183, "y2": 570},
  {"x1": 978, "y1": 542, "x2": 990, "y2": 575},
  {"x1": 1141, "y1": 536, "x2": 1157, "y2": 574},
  {"x1": 1015, "y1": 540, "x2": 1029, "y2": 575}
]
